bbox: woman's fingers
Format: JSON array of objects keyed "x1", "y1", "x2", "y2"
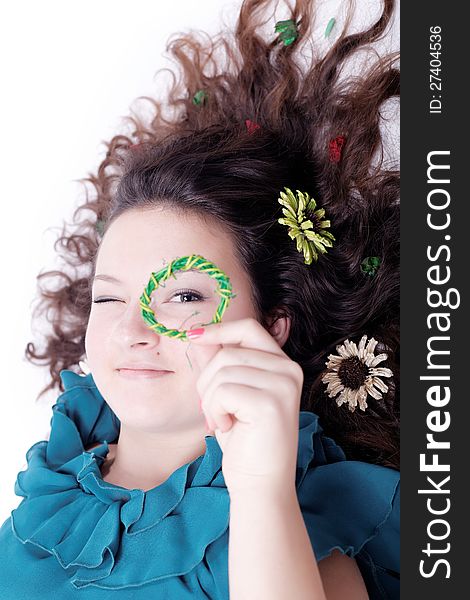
[
  {"x1": 201, "y1": 368, "x2": 301, "y2": 433},
  {"x1": 187, "y1": 317, "x2": 288, "y2": 355},
  {"x1": 196, "y1": 345, "x2": 298, "y2": 399}
]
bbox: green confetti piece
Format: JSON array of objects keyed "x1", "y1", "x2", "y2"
[
  {"x1": 324, "y1": 17, "x2": 336, "y2": 38},
  {"x1": 140, "y1": 254, "x2": 237, "y2": 341},
  {"x1": 192, "y1": 90, "x2": 208, "y2": 106},
  {"x1": 360, "y1": 256, "x2": 381, "y2": 276},
  {"x1": 274, "y1": 19, "x2": 299, "y2": 46},
  {"x1": 95, "y1": 218, "x2": 105, "y2": 236}
]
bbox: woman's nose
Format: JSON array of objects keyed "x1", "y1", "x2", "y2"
[{"x1": 116, "y1": 300, "x2": 162, "y2": 348}]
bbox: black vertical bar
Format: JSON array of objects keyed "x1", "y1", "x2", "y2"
[{"x1": 402, "y1": 0, "x2": 467, "y2": 596}]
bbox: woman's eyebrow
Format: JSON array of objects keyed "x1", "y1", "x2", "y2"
[{"x1": 93, "y1": 274, "x2": 122, "y2": 284}]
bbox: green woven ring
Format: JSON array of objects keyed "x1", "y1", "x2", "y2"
[{"x1": 140, "y1": 254, "x2": 235, "y2": 341}]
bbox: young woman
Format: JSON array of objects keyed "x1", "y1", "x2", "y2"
[{"x1": 0, "y1": 0, "x2": 399, "y2": 597}]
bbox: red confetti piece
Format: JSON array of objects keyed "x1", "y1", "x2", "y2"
[
  {"x1": 245, "y1": 119, "x2": 261, "y2": 134},
  {"x1": 328, "y1": 135, "x2": 345, "y2": 163}
]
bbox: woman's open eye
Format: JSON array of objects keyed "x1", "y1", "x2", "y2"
[{"x1": 169, "y1": 289, "x2": 205, "y2": 303}]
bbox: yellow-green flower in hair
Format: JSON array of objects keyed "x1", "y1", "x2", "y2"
[{"x1": 277, "y1": 187, "x2": 335, "y2": 265}]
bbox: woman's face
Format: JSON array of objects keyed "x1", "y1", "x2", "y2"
[{"x1": 85, "y1": 206, "x2": 259, "y2": 435}]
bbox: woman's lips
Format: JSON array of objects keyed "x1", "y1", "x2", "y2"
[{"x1": 117, "y1": 369, "x2": 173, "y2": 379}]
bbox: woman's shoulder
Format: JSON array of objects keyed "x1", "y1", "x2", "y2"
[
  {"x1": 296, "y1": 410, "x2": 400, "y2": 598},
  {"x1": 297, "y1": 410, "x2": 399, "y2": 549}
]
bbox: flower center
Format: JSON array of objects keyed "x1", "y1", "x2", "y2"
[
  {"x1": 305, "y1": 209, "x2": 322, "y2": 232},
  {"x1": 337, "y1": 356, "x2": 369, "y2": 390}
]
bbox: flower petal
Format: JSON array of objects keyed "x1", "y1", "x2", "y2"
[
  {"x1": 369, "y1": 353, "x2": 389, "y2": 367},
  {"x1": 345, "y1": 340, "x2": 359, "y2": 357},
  {"x1": 365, "y1": 378, "x2": 384, "y2": 400},
  {"x1": 344, "y1": 341, "x2": 358, "y2": 358},
  {"x1": 319, "y1": 230, "x2": 335, "y2": 241},
  {"x1": 369, "y1": 367, "x2": 393, "y2": 378},
  {"x1": 309, "y1": 241, "x2": 320, "y2": 260},
  {"x1": 325, "y1": 355, "x2": 342, "y2": 368},
  {"x1": 280, "y1": 189, "x2": 298, "y2": 211},
  {"x1": 357, "y1": 387, "x2": 369, "y2": 411},
  {"x1": 281, "y1": 210, "x2": 297, "y2": 223},
  {"x1": 326, "y1": 382, "x2": 344, "y2": 397},
  {"x1": 311, "y1": 238, "x2": 329, "y2": 253},
  {"x1": 365, "y1": 337, "x2": 378, "y2": 355},
  {"x1": 281, "y1": 205, "x2": 297, "y2": 219},
  {"x1": 369, "y1": 376, "x2": 389, "y2": 394},
  {"x1": 278, "y1": 216, "x2": 298, "y2": 228},
  {"x1": 297, "y1": 190, "x2": 308, "y2": 212},
  {"x1": 336, "y1": 344, "x2": 350, "y2": 358},
  {"x1": 306, "y1": 197, "x2": 317, "y2": 212},
  {"x1": 346, "y1": 390, "x2": 357, "y2": 412},
  {"x1": 348, "y1": 389, "x2": 358, "y2": 410},
  {"x1": 357, "y1": 337, "x2": 368, "y2": 360},
  {"x1": 321, "y1": 372, "x2": 341, "y2": 384},
  {"x1": 336, "y1": 389, "x2": 349, "y2": 406}
]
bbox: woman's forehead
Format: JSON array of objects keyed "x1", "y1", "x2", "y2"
[{"x1": 95, "y1": 208, "x2": 242, "y2": 282}]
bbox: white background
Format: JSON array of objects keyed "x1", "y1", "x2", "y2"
[{"x1": 0, "y1": 0, "x2": 399, "y2": 521}]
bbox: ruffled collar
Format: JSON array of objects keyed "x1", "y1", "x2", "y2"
[{"x1": 10, "y1": 369, "x2": 345, "y2": 590}]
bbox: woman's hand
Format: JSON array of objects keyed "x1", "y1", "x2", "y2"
[{"x1": 188, "y1": 317, "x2": 304, "y2": 498}]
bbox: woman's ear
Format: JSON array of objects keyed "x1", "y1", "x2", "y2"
[{"x1": 265, "y1": 309, "x2": 291, "y2": 348}]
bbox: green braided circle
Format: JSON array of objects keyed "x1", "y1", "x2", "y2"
[{"x1": 140, "y1": 254, "x2": 236, "y2": 341}]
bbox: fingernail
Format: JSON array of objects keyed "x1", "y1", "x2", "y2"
[{"x1": 187, "y1": 327, "x2": 205, "y2": 339}]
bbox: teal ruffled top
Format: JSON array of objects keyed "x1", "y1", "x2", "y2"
[{"x1": 0, "y1": 369, "x2": 399, "y2": 599}]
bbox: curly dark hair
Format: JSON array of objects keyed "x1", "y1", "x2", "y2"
[{"x1": 25, "y1": 0, "x2": 400, "y2": 469}]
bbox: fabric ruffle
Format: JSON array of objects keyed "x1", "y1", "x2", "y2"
[{"x1": 10, "y1": 369, "x2": 399, "y2": 594}]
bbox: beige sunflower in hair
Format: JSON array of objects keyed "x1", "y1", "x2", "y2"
[
  {"x1": 277, "y1": 187, "x2": 335, "y2": 265},
  {"x1": 321, "y1": 335, "x2": 393, "y2": 412}
]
